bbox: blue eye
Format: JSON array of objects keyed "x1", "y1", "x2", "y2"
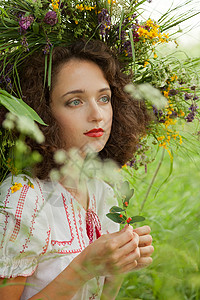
[
  {"x1": 67, "y1": 99, "x2": 81, "y2": 106},
  {"x1": 100, "y1": 96, "x2": 110, "y2": 103}
]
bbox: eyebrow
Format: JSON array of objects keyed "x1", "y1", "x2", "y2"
[{"x1": 62, "y1": 87, "x2": 111, "y2": 97}]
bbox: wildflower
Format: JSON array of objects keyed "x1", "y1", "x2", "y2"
[
  {"x1": 171, "y1": 75, "x2": 178, "y2": 81},
  {"x1": 19, "y1": 15, "x2": 34, "y2": 31},
  {"x1": 28, "y1": 182, "x2": 34, "y2": 189},
  {"x1": 154, "y1": 53, "x2": 157, "y2": 59},
  {"x1": 185, "y1": 103, "x2": 198, "y2": 122},
  {"x1": 54, "y1": 149, "x2": 67, "y2": 164},
  {"x1": 52, "y1": 0, "x2": 59, "y2": 11},
  {"x1": 21, "y1": 36, "x2": 29, "y2": 52},
  {"x1": 193, "y1": 95, "x2": 199, "y2": 101},
  {"x1": 43, "y1": 39, "x2": 53, "y2": 54},
  {"x1": 44, "y1": 11, "x2": 58, "y2": 26},
  {"x1": 184, "y1": 92, "x2": 193, "y2": 100},
  {"x1": 10, "y1": 182, "x2": 23, "y2": 193},
  {"x1": 168, "y1": 89, "x2": 179, "y2": 96},
  {"x1": 163, "y1": 91, "x2": 169, "y2": 98},
  {"x1": 75, "y1": 20, "x2": 78, "y2": 25},
  {"x1": 98, "y1": 9, "x2": 111, "y2": 37},
  {"x1": 144, "y1": 61, "x2": 149, "y2": 67}
]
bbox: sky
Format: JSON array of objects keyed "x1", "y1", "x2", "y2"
[{"x1": 141, "y1": 0, "x2": 200, "y2": 47}]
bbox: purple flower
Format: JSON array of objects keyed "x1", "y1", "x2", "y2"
[
  {"x1": 185, "y1": 103, "x2": 198, "y2": 122},
  {"x1": 168, "y1": 89, "x2": 179, "y2": 96},
  {"x1": 43, "y1": 39, "x2": 53, "y2": 54},
  {"x1": 21, "y1": 36, "x2": 29, "y2": 52},
  {"x1": 184, "y1": 92, "x2": 193, "y2": 100},
  {"x1": 193, "y1": 95, "x2": 199, "y2": 101},
  {"x1": 98, "y1": 9, "x2": 111, "y2": 37},
  {"x1": 44, "y1": 11, "x2": 58, "y2": 26},
  {"x1": 19, "y1": 15, "x2": 34, "y2": 30}
]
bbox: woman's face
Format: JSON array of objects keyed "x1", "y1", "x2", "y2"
[{"x1": 50, "y1": 59, "x2": 113, "y2": 156}]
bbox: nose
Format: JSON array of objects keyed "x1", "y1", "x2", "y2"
[{"x1": 87, "y1": 101, "x2": 103, "y2": 123}]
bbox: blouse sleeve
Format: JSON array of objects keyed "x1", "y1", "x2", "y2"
[{"x1": 0, "y1": 175, "x2": 50, "y2": 278}]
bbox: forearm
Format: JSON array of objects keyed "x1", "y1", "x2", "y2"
[
  {"x1": 29, "y1": 254, "x2": 92, "y2": 300},
  {"x1": 101, "y1": 275, "x2": 124, "y2": 300}
]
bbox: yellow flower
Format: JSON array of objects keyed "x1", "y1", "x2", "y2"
[
  {"x1": 10, "y1": 182, "x2": 23, "y2": 193},
  {"x1": 75, "y1": 20, "x2": 78, "y2": 24},
  {"x1": 52, "y1": 0, "x2": 59, "y2": 11},
  {"x1": 163, "y1": 91, "x2": 169, "y2": 98},
  {"x1": 157, "y1": 136, "x2": 165, "y2": 141},
  {"x1": 28, "y1": 182, "x2": 34, "y2": 189},
  {"x1": 154, "y1": 53, "x2": 157, "y2": 59},
  {"x1": 144, "y1": 61, "x2": 149, "y2": 67}
]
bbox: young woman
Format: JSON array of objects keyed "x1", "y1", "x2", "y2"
[{"x1": 0, "y1": 39, "x2": 154, "y2": 300}]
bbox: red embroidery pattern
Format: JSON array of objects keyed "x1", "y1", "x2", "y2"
[
  {"x1": 86, "y1": 209, "x2": 102, "y2": 244},
  {"x1": 41, "y1": 227, "x2": 51, "y2": 254},
  {"x1": 51, "y1": 193, "x2": 75, "y2": 246},
  {"x1": 50, "y1": 194, "x2": 83, "y2": 254},
  {"x1": 0, "y1": 190, "x2": 11, "y2": 249},
  {"x1": 20, "y1": 196, "x2": 39, "y2": 253},
  {"x1": 9, "y1": 185, "x2": 29, "y2": 242},
  {"x1": 90, "y1": 194, "x2": 96, "y2": 212},
  {"x1": 36, "y1": 179, "x2": 45, "y2": 205},
  {"x1": 78, "y1": 209, "x2": 85, "y2": 248}
]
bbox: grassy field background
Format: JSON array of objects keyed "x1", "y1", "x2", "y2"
[{"x1": 117, "y1": 121, "x2": 200, "y2": 299}]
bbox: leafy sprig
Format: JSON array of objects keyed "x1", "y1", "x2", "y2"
[{"x1": 106, "y1": 181, "x2": 145, "y2": 225}]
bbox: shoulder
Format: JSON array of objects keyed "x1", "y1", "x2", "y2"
[
  {"x1": 0, "y1": 174, "x2": 51, "y2": 278},
  {"x1": 0, "y1": 174, "x2": 46, "y2": 213}
]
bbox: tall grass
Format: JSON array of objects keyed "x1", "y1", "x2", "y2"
[{"x1": 118, "y1": 123, "x2": 200, "y2": 299}]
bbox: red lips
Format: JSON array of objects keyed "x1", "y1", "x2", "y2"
[{"x1": 84, "y1": 128, "x2": 104, "y2": 137}]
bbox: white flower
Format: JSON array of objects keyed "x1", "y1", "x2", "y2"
[
  {"x1": 49, "y1": 169, "x2": 61, "y2": 181},
  {"x1": 16, "y1": 116, "x2": 45, "y2": 143},
  {"x1": 54, "y1": 149, "x2": 67, "y2": 164},
  {"x1": 2, "y1": 119, "x2": 14, "y2": 130}
]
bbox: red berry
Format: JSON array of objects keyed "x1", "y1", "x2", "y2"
[
  {"x1": 119, "y1": 214, "x2": 123, "y2": 218},
  {"x1": 125, "y1": 201, "x2": 128, "y2": 207},
  {"x1": 127, "y1": 217, "x2": 132, "y2": 223}
]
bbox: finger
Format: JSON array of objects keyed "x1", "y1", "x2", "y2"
[
  {"x1": 105, "y1": 226, "x2": 138, "y2": 249},
  {"x1": 134, "y1": 257, "x2": 153, "y2": 270},
  {"x1": 138, "y1": 234, "x2": 152, "y2": 247},
  {"x1": 117, "y1": 247, "x2": 140, "y2": 268},
  {"x1": 133, "y1": 225, "x2": 151, "y2": 236},
  {"x1": 139, "y1": 245, "x2": 154, "y2": 257},
  {"x1": 121, "y1": 260, "x2": 138, "y2": 273},
  {"x1": 117, "y1": 234, "x2": 139, "y2": 257}
]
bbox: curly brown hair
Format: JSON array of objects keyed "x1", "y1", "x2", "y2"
[{"x1": 18, "y1": 39, "x2": 151, "y2": 179}]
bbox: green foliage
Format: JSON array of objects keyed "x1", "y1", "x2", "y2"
[
  {"x1": 0, "y1": 89, "x2": 46, "y2": 125},
  {"x1": 117, "y1": 126, "x2": 200, "y2": 299}
]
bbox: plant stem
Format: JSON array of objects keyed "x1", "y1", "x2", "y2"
[{"x1": 140, "y1": 148, "x2": 165, "y2": 212}]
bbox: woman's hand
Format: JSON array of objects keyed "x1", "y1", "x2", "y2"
[
  {"x1": 133, "y1": 225, "x2": 154, "y2": 270},
  {"x1": 74, "y1": 225, "x2": 140, "y2": 279}
]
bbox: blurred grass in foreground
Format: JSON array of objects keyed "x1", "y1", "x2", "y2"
[{"x1": 117, "y1": 122, "x2": 200, "y2": 300}]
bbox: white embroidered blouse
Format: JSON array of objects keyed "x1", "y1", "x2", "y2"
[{"x1": 0, "y1": 174, "x2": 119, "y2": 300}]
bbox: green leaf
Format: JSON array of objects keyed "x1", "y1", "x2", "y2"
[
  {"x1": 120, "y1": 181, "x2": 134, "y2": 202},
  {"x1": 129, "y1": 216, "x2": 145, "y2": 224},
  {"x1": 32, "y1": 22, "x2": 39, "y2": 34},
  {"x1": 109, "y1": 206, "x2": 125, "y2": 213},
  {"x1": 48, "y1": 46, "x2": 53, "y2": 88},
  {"x1": 106, "y1": 213, "x2": 127, "y2": 224},
  {"x1": 0, "y1": 89, "x2": 47, "y2": 125},
  {"x1": 129, "y1": 29, "x2": 135, "y2": 64}
]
